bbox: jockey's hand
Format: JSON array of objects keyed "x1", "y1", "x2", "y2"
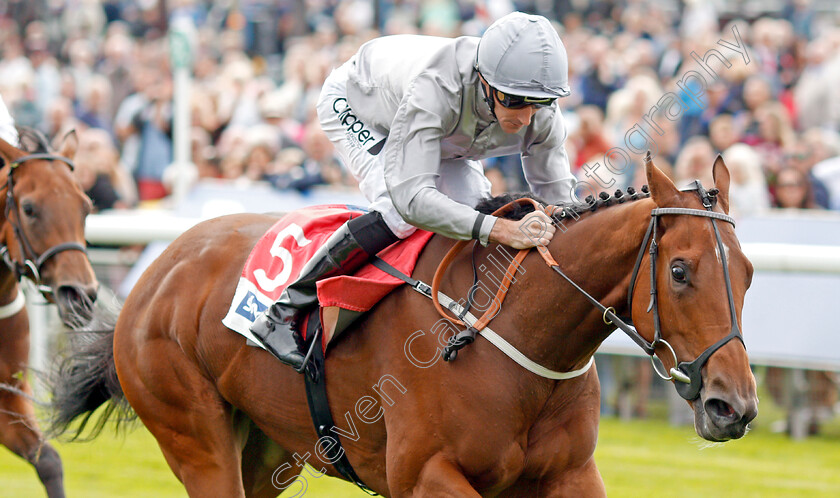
[{"x1": 488, "y1": 211, "x2": 556, "y2": 249}]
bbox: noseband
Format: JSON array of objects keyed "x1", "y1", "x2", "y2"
[{"x1": 1, "y1": 153, "x2": 88, "y2": 295}]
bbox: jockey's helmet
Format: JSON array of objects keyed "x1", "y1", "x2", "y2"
[{"x1": 476, "y1": 12, "x2": 571, "y2": 99}]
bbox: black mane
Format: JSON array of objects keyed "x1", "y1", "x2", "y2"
[{"x1": 475, "y1": 187, "x2": 651, "y2": 221}]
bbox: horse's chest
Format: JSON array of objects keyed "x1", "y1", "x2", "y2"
[{"x1": 462, "y1": 438, "x2": 528, "y2": 492}]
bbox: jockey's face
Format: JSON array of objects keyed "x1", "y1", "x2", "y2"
[{"x1": 494, "y1": 95, "x2": 539, "y2": 134}]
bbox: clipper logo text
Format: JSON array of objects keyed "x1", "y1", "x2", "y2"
[{"x1": 333, "y1": 98, "x2": 385, "y2": 154}]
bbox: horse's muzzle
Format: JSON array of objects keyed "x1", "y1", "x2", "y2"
[
  {"x1": 697, "y1": 391, "x2": 758, "y2": 441},
  {"x1": 55, "y1": 283, "x2": 98, "y2": 328}
]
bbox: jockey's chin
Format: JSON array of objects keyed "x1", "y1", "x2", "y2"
[{"x1": 499, "y1": 120, "x2": 528, "y2": 134}]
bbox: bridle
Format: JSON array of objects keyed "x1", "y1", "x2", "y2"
[
  {"x1": 0, "y1": 153, "x2": 88, "y2": 296},
  {"x1": 624, "y1": 181, "x2": 744, "y2": 400},
  {"x1": 549, "y1": 181, "x2": 744, "y2": 401},
  {"x1": 431, "y1": 180, "x2": 745, "y2": 400}
]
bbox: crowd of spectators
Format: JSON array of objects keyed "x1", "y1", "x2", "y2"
[{"x1": 0, "y1": 0, "x2": 839, "y2": 216}]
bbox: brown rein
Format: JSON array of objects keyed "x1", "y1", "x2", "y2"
[{"x1": 431, "y1": 198, "x2": 560, "y2": 330}]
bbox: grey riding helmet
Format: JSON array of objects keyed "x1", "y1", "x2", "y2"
[{"x1": 476, "y1": 12, "x2": 571, "y2": 99}]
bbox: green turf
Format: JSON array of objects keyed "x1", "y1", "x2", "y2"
[{"x1": 1, "y1": 415, "x2": 838, "y2": 497}]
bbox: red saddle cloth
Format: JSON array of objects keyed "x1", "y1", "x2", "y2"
[{"x1": 222, "y1": 205, "x2": 433, "y2": 352}]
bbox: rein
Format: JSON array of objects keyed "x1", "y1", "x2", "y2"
[
  {"x1": 1, "y1": 153, "x2": 87, "y2": 296},
  {"x1": 431, "y1": 182, "x2": 744, "y2": 400}
]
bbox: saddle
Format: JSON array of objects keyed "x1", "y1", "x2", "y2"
[{"x1": 221, "y1": 204, "x2": 433, "y2": 354}]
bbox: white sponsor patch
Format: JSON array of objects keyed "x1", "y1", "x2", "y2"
[{"x1": 332, "y1": 97, "x2": 386, "y2": 154}]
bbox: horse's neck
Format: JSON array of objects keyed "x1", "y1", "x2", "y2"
[
  {"x1": 0, "y1": 266, "x2": 20, "y2": 305},
  {"x1": 500, "y1": 200, "x2": 655, "y2": 373}
]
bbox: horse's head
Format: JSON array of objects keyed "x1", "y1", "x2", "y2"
[
  {"x1": 0, "y1": 130, "x2": 98, "y2": 326},
  {"x1": 633, "y1": 154, "x2": 757, "y2": 441}
]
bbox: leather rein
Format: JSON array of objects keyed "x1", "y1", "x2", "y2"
[
  {"x1": 431, "y1": 185, "x2": 744, "y2": 401},
  {"x1": 0, "y1": 153, "x2": 88, "y2": 296}
]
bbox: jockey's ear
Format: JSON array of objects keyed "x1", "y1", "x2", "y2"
[
  {"x1": 712, "y1": 154, "x2": 730, "y2": 214},
  {"x1": 644, "y1": 151, "x2": 680, "y2": 208},
  {"x1": 57, "y1": 130, "x2": 78, "y2": 160}
]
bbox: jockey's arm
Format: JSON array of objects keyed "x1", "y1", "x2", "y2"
[
  {"x1": 383, "y1": 75, "x2": 501, "y2": 245},
  {"x1": 520, "y1": 106, "x2": 577, "y2": 207},
  {"x1": 488, "y1": 107, "x2": 574, "y2": 248}
]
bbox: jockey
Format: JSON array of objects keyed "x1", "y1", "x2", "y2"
[
  {"x1": 250, "y1": 12, "x2": 576, "y2": 369},
  {"x1": 0, "y1": 95, "x2": 19, "y2": 146}
]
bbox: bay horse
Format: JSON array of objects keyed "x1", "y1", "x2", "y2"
[
  {"x1": 0, "y1": 129, "x2": 98, "y2": 498},
  {"x1": 48, "y1": 156, "x2": 756, "y2": 497}
]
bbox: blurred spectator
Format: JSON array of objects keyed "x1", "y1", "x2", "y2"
[
  {"x1": 708, "y1": 114, "x2": 741, "y2": 153},
  {"x1": 77, "y1": 74, "x2": 114, "y2": 130},
  {"x1": 749, "y1": 102, "x2": 796, "y2": 179},
  {"x1": 190, "y1": 126, "x2": 220, "y2": 179},
  {"x1": 783, "y1": 137, "x2": 831, "y2": 208},
  {"x1": 722, "y1": 143, "x2": 771, "y2": 217},
  {"x1": 73, "y1": 128, "x2": 137, "y2": 211},
  {"x1": 131, "y1": 68, "x2": 173, "y2": 201},
  {"x1": 772, "y1": 166, "x2": 818, "y2": 209},
  {"x1": 674, "y1": 136, "x2": 716, "y2": 188},
  {"x1": 569, "y1": 105, "x2": 611, "y2": 172},
  {"x1": 266, "y1": 119, "x2": 346, "y2": 191}
]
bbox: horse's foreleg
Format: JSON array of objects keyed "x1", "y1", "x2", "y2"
[
  {"x1": 531, "y1": 459, "x2": 606, "y2": 498},
  {"x1": 115, "y1": 337, "x2": 246, "y2": 498},
  {"x1": 0, "y1": 389, "x2": 65, "y2": 498},
  {"x1": 391, "y1": 452, "x2": 481, "y2": 497},
  {"x1": 499, "y1": 459, "x2": 605, "y2": 497}
]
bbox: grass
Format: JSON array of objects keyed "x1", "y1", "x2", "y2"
[{"x1": 1, "y1": 394, "x2": 838, "y2": 497}]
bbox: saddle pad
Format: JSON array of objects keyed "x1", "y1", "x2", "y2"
[{"x1": 222, "y1": 204, "x2": 434, "y2": 351}]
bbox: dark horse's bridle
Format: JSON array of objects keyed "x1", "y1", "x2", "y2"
[
  {"x1": 552, "y1": 180, "x2": 745, "y2": 401},
  {"x1": 0, "y1": 153, "x2": 88, "y2": 296}
]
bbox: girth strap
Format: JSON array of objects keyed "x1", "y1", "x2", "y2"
[{"x1": 302, "y1": 312, "x2": 377, "y2": 495}]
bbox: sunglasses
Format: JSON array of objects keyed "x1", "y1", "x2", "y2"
[{"x1": 494, "y1": 88, "x2": 556, "y2": 109}]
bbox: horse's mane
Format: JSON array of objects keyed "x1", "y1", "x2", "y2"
[
  {"x1": 475, "y1": 187, "x2": 652, "y2": 221},
  {"x1": 16, "y1": 126, "x2": 53, "y2": 153}
]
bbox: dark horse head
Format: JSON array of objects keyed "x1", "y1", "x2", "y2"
[{"x1": 0, "y1": 129, "x2": 98, "y2": 326}]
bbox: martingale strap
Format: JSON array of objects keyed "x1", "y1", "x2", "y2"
[{"x1": 374, "y1": 256, "x2": 594, "y2": 380}]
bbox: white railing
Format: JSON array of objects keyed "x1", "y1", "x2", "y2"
[{"x1": 84, "y1": 211, "x2": 840, "y2": 274}]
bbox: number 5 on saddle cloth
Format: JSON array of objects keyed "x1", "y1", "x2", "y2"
[{"x1": 222, "y1": 204, "x2": 434, "y2": 362}]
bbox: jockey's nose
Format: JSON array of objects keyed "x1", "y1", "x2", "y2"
[{"x1": 515, "y1": 106, "x2": 538, "y2": 126}]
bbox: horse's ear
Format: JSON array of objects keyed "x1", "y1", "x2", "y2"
[
  {"x1": 712, "y1": 155, "x2": 731, "y2": 214},
  {"x1": 57, "y1": 130, "x2": 79, "y2": 160},
  {"x1": 0, "y1": 133, "x2": 22, "y2": 166},
  {"x1": 644, "y1": 151, "x2": 680, "y2": 207}
]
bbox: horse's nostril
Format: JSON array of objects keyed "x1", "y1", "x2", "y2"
[
  {"x1": 85, "y1": 286, "x2": 99, "y2": 303},
  {"x1": 706, "y1": 398, "x2": 737, "y2": 422}
]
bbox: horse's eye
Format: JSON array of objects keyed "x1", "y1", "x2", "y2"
[
  {"x1": 671, "y1": 264, "x2": 687, "y2": 283},
  {"x1": 22, "y1": 202, "x2": 36, "y2": 218}
]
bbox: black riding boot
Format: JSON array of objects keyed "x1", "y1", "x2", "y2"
[{"x1": 249, "y1": 211, "x2": 398, "y2": 370}]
